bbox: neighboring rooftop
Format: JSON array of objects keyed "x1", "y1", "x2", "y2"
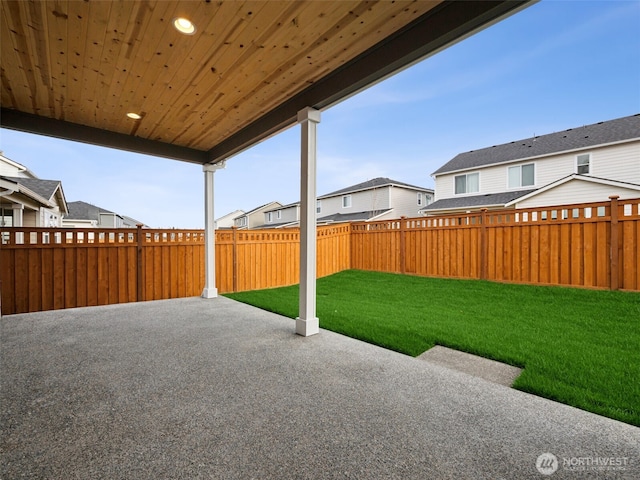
[
  {"x1": 433, "y1": 114, "x2": 640, "y2": 175},
  {"x1": 1, "y1": 176, "x2": 63, "y2": 202},
  {"x1": 65, "y1": 201, "x2": 145, "y2": 227},
  {"x1": 319, "y1": 177, "x2": 433, "y2": 199},
  {"x1": 421, "y1": 190, "x2": 537, "y2": 212}
]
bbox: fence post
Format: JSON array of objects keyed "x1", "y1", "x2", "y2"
[
  {"x1": 480, "y1": 209, "x2": 488, "y2": 280},
  {"x1": 399, "y1": 217, "x2": 406, "y2": 274},
  {"x1": 232, "y1": 226, "x2": 238, "y2": 293},
  {"x1": 136, "y1": 224, "x2": 144, "y2": 301},
  {"x1": 609, "y1": 196, "x2": 619, "y2": 290}
]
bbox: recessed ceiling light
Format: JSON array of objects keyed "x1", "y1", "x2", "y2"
[
  {"x1": 173, "y1": 17, "x2": 196, "y2": 35},
  {"x1": 127, "y1": 112, "x2": 142, "y2": 120}
]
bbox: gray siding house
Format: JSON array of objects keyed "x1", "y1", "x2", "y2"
[
  {"x1": 422, "y1": 114, "x2": 640, "y2": 215},
  {"x1": 261, "y1": 177, "x2": 433, "y2": 228}
]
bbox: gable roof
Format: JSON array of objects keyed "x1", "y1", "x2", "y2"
[
  {"x1": 433, "y1": 114, "x2": 640, "y2": 176},
  {"x1": 504, "y1": 175, "x2": 640, "y2": 207},
  {"x1": 66, "y1": 200, "x2": 113, "y2": 221},
  {"x1": 318, "y1": 209, "x2": 393, "y2": 223},
  {"x1": 319, "y1": 177, "x2": 432, "y2": 199},
  {"x1": 421, "y1": 190, "x2": 536, "y2": 213},
  {"x1": 234, "y1": 201, "x2": 282, "y2": 219},
  {"x1": 1, "y1": 175, "x2": 68, "y2": 214},
  {"x1": 2, "y1": 176, "x2": 62, "y2": 200}
]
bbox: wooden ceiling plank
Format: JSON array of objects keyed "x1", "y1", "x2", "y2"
[
  {"x1": 1, "y1": 1, "x2": 43, "y2": 114},
  {"x1": 96, "y1": 0, "x2": 138, "y2": 131},
  {"x1": 142, "y1": 1, "x2": 268, "y2": 144},
  {"x1": 76, "y1": 0, "x2": 113, "y2": 126},
  {"x1": 181, "y1": 1, "x2": 352, "y2": 147},
  {"x1": 104, "y1": 0, "x2": 176, "y2": 133},
  {"x1": 140, "y1": 0, "x2": 250, "y2": 143},
  {"x1": 24, "y1": 0, "x2": 55, "y2": 117},
  {"x1": 189, "y1": 1, "x2": 392, "y2": 147},
  {"x1": 64, "y1": 0, "x2": 90, "y2": 124},
  {"x1": 0, "y1": 3, "x2": 31, "y2": 112},
  {"x1": 48, "y1": 0, "x2": 71, "y2": 119},
  {"x1": 163, "y1": 0, "x2": 308, "y2": 146}
]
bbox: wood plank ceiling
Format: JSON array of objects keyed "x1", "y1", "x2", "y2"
[{"x1": 1, "y1": 1, "x2": 532, "y2": 164}]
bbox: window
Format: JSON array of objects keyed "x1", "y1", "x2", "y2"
[
  {"x1": 454, "y1": 173, "x2": 479, "y2": 194},
  {"x1": 508, "y1": 163, "x2": 535, "y2": 188},
  {"x1": 237, "y1": 217, "x2": 247, "y2": 227},
  {"x1": 276, "y1": 210, "x2": 282, "y2": 220},
  {"x1": 577, "y1": 154, "x2": 590, "y2": 174},
  {"x1": 342, "y1": 195, "x2": 352, "y2": 208},
  {"x1": 267, "y1": 212, "x2": 273, "y2": 223},
  {"x1": 316, "y1": 201, "x2": 322, "y2": 214},
  {"x1": 417, "y1": 193, "x2": 423, "y2": 206}
]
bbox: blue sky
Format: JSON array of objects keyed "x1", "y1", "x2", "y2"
[{"x1": 1, "y1": 0, "x2": 639, "y2": 228}]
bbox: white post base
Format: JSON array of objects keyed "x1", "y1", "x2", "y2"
[
  {"x1": 201, "y1": 287, "x2": 218, "y2": 299},
  {"x1": 296, "y1": 317, "x2": 319, "y2": 337}
]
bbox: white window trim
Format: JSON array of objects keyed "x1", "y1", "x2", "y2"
[
  {"x1": 342, "y1": 195, "x2": 352, "y2": 208},
  {"x1": 316, "y1": 200, "x2": 322, "y2": 214},
  {"x1": 417, "y1": 192, "x2": 423, "y2": 206},
  {"x1": 454, "y1": 172, "x2": 480, "y2": 196},
  {"x1": 267, "y1": 212, "x2": 273, "y2": 223},
  {"x1": 276, "y1": 210, "x2": 282, "y2": 220},
  {"x1": 507, "y1": 162, "x2": 536, "y2": 189},
  {"x1": 576, "y1": 153, "x2": 591, "y2": 175}
]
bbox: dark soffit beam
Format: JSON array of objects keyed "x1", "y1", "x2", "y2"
[
  {"x1": 0, "y1": 109, "x2": 209, "y2": 165},
  {"x1": 206, "y1": 0, "x2": 534, "y2": 164}
]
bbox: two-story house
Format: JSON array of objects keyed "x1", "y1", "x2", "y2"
[
  {"x1": 62, "y1": 201, "x2": 146, "y2": 228},
  {"x1": 0, "y1": 153, "x2": 68, "y2": 227},
  {"x1": 261, "y1": 177, "x2": 434, "y2": 228},
  {"x1": 421, "y1": 114, "x2": 640, "y2": 215},
  {"x1": 233, "y1": 201, "x2": 283, "y2": 229}
]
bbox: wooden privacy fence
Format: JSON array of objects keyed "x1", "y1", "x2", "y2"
[
  {"x1": 0, "y1": 224, "x2": 351, "y2": 315},
  {"x1": 1, "y1": 197, "x2": 638, "y2": 315},
  {"x1": 351, "y1": 196, "x2": 640, "y2": 290}
]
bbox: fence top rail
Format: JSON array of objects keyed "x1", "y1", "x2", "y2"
[
  {"x1": 353, "y1": 197, "x2": 640, "y2": 231},
  {"x1": 0, "y1": 227, "x2": 205, "y2": 247}
]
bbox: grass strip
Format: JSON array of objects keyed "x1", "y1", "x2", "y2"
[{"x1": 225, "y1": 269, "x2": 640, "y2": 427}]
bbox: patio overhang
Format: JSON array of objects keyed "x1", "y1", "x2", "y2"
[
  {"x1": 1, "y1": 0, "x2": 532, "y2": 165},
  {"x1": 1, "y1": 0, "x2": 535, "y2": 335}
]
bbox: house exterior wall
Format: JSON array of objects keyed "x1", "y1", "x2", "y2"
[
  {"x1": 389, "y1": 186, "x2": 432, "y2": 218},
  {"x1": 265, "y1": 205, "x2": 298, "y2": 225},
  {"x1": 320, "y1": 188, "x2": 391, "y2": 216},
  {"x1": 434, "y1": 140, "x2": 640, "y2": 201},
  {"x1": 515, "y1": 181, "x2": 640, "y2": 209}
]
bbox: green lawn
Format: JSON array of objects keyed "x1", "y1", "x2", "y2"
[{"x1": 225, "y1": 269, "x2": 640, "y2": 427}]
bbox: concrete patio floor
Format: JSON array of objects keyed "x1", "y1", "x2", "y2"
[{"x1": 1, "y1": 297, "x2": 638, "y2": 479}]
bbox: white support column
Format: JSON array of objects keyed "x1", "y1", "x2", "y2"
[
  {"x1": 296, "y1": 107, "x2": 321, "y2": 336},
  {"x1": 12, "y1": 204, "x2": 23, "y2": 227},
  {"x1": 202, "y1": 161, "x2": 226, "y2": 299}
]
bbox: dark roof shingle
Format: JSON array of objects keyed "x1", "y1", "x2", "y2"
[
  {"x1": 2, "y1": 176, "x2": 62, "y2": 200},
  {"x1": 421, "y1": 190, "x2": 536, "y2": 211},
  {"x1": 433, "y1": 114, "x2": 640, "y2": 175},
  {"x1": 319, "y1": 177, "x2": 431, "y2": 199}
]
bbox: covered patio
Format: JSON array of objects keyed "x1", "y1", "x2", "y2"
[
  {"x1": 2, "y1": 297, "x2": 638, "y2": 478},
  {"x1": 2, "y1": 0, "x2": 535, "y2": 335}
]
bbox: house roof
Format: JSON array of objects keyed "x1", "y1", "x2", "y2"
[
  {"x1": 235, "y1": 201, "x2": 282, "y2": 218},
  {"x1": 433, "y1": 114, "x2": 640, "y2": 176},
  {"x1": 1, "y1": 1, "x2": 532, "y2": 165},
  {"x1": 65, "y1": 200, "x2": 146, "y2": 226},
  {"x1": 319, "y1": 177, "x2": 433, "y2": 199},
  {"x1": 421, "y1": 190, "x2": 536, "y2": 212},
  {"x1": 66, "y1": 201, "x2": 114, "y2": 221},
  {"x1": 2, "y1": 176, "x2": 62, "y2": 201},
  {"x1": 318, "y1": 209, "x2": 393, "y2": 223},
  {"x1": 504, "y1": 175, "x2": 640, "y2": 207}
]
